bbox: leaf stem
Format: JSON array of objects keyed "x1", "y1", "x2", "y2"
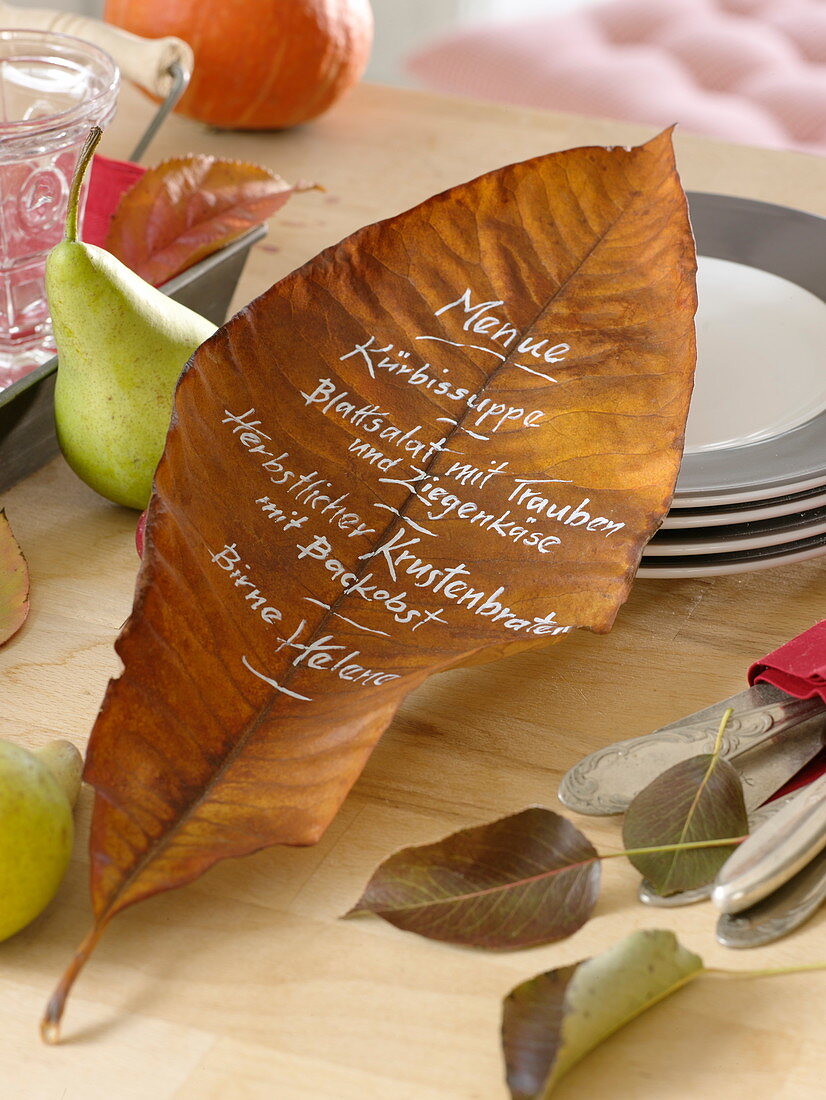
[
  {"x1": 711, "y1": 707, "x2": 734, "y2": 760},
  {"x1": 65, "y1": 126, "x2": 103, "y2": 243},
  {"x1": 40, "y1": 917, "x2": 109, "y2": 1044},
  {"x1": 705, "y1": 960, "x2": 826, "y2": 980}
]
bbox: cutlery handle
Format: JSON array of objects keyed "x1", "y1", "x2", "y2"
[
  {"x1": 0, "y1": 2, "x2": 193, "y2": 96},
  {"x1": 559, "y1": 683, "x2": 825, "y2": 816},
  {"x1": 722, "y1": 693, "x2": 825, "y2": 760},
  {"x1": 713, "y1": 772, "x2": 826, "y2": 914},
  {"x1": 716, "y1": 847, "x2": 826, "y2": 949}
]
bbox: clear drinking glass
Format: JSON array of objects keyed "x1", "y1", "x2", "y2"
[{"x1": 0, "y1": 29, "x2": 119, "y2": 390}]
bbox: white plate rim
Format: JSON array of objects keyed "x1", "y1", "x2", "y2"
[
  {"x1": 675, "y1": 193, "x2": 826, "y2": 507},
  {"x1": 646, "y1": 507, "x2": 826, "y2": 556},
  {"x1": 637, "y1": 531, "x2": 826, "y2": 579},
  {"x1": 662, "y1": 485, "x2": 826, "y2": 528}
]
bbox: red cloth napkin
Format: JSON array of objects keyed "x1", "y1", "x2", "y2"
[
  {"x1": 83, "y1": 154, "x2": 146, "y2": 248},
  {"x1": 748, "y1": 620, "x2": 826, "y2": 797},
  {"x1": 748, "y1": 619, "x2": 826, "y2": 703}
]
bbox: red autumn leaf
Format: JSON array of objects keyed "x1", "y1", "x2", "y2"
[
  {"x1": 104, "y1": 155, "x2": 318, "y2": 285},
  {"x1": 346, "y1": 808, "x2": 601, "y2": 949},
  {"x1": 0, "y1": 510, "x2": 30, "y2": 647},
  {"x1": 44, "y1": 130, "x2": 697, "y2": 1037}
]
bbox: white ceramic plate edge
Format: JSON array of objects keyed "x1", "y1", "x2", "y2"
[
  {"x1": 662, "y1": 487, "x2": 826, "y2": 528},
  {"x1": 637, "y1": 534, "x2": 826, "y2": 579},
  {"x1": 674, "y1": 193, "x2": 826, "y2": 506},
  {"x1": 646, "y1": 513, "x2": 826, "y2": 556}
]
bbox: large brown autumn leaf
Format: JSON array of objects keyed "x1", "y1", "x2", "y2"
[{"x1": 45, "y1": 130, "x2": 696, "y2": 1036}]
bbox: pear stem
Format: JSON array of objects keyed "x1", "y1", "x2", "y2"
[
  {"x1": 36, "y1": 740, "x2": 84, "y2": 808},
  {"x1": 65, "y1": 126, "x2": 103, "y2": 244}
]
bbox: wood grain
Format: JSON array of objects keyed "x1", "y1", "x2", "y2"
[{"x1": 0, "y1": 82, "x2": 824, "y2": 1098}]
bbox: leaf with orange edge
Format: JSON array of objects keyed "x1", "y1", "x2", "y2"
[
  {"x1": 0, "y1": 510, "x2": 29, "y2": 646},
  {"x1": 104, "y1": 155, "x2": 319, "y2": 285},
  {"x1": 44, "y1": 129, "x2": 697, "y2": 1039}
]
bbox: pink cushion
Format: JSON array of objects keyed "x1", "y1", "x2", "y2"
[{"x1": 407, "y1": 0, "x2": 826, "y2": 155}]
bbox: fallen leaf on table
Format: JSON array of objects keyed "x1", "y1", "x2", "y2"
[
  {"x1": 622, "y1": 753, "x2": 748, "y2": 896},
  {"x1": 104, "y1": 155, "x2": 320, "y2": 285},
  {"x1": 501, "y1": 930, "x2": 704, "y2": 1098},
  {"x1": 45, "y1": 129, "x2": 697, "y2": 1037},
  {"x1": 0, "y1": 510, "x2": 29, "y2": 646},
  {"x1": 346, "y1": 808, "x2": 600, "y2": 948}
]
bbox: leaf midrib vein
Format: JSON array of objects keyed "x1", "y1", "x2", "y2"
[{"x1": 361, "y1": 853, "x2": 597, "y2": 915}]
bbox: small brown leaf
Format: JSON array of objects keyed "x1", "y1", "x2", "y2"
[
  {"x1": 502, "y1": 930, "x2": 704, "y2": 1097},
  {"x1": 347, "y1": 808, "x2": 600, "y2": 948},
  {"x1": 0, "y1": 510, "x2": 29, "y2": 646},
  {"x1": 622, "y1": 754, "x2": 748, "y2": 895},
  {"x1": 104, "y1": 155, "x2": 318, "y2": 285}
]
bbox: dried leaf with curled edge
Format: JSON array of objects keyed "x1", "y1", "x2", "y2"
[
  {"x1": 0, "y1": 510, "x2": 30, "y2": 646},
  {"x1": 104, "y1": 155, "x2": 319, "y2": 285},
  {"x1": 346, "y1": 808, "x2": 600, "y2": 948},
  {"x1": 502, "y1": 930, "x2": 704, "y2": 1098},
  {"x1": 44, "y1": 129, "x2": 697, "y2": 1038},
  {"x1": 622, "y1": 754, "x2": 748, "y2": 896}
]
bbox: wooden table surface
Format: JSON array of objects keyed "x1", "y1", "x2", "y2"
[{"x1": 1, "y1": 81, "x2": 825, "y2": 1099}]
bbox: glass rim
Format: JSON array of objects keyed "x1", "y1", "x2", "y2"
[{"x1": 0, "y1": 27, "x2": 120, "y2": 139}]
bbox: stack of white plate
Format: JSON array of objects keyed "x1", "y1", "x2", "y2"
[{"x1": 639, "y1": 193, "x2": 826, "y2": 580}]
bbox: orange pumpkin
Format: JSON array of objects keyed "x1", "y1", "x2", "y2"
[{"x1": 104, "y1": 0, "x2": 374, "y2": 130}]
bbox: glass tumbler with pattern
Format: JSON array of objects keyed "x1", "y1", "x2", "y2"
[{"x1": 0, "y1": 29, "x2": 119, "y2": 389}]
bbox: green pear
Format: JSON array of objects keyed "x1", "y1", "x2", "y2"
[
  {"x1": 46, "y1": 127, "x2": 217, "y2": 510},
  {"x1": 0, "y1": 739, "x2": 83, "y2": 942}
]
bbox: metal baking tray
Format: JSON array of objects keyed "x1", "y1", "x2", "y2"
[{"x1": 0, "y1": 223, "x2": 265, "y2": 494}]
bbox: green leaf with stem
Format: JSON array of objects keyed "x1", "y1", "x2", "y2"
[
  {"x1": 502, "y1": 931, "x2": 826, "y2": 1098},
  {"x1": 502, "y1": 929, "x2": 703, "y2": 1098},
  {"x1": 622, "y1": 708, "x2": 748, "y2": 895}
]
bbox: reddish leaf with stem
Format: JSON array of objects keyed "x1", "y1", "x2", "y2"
[
  {"x1": 105, "y1": 155, "x2": 320, "y2": 285},
  {"x1": 347, "y1": 808, "x2": 601, "y2": 948}
]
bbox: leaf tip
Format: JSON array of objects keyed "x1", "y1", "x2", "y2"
[
  {"x1": 296, "y1": 180, "x2": 325, "y2": 194},
  {"x1": 340, "y1": 898, "x2": 369, "y2": 921},
  {"x1": 639, "y1": 125, "x2": 679, "y2": 161}
]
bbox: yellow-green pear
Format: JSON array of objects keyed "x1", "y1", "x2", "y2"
[
  {"x1": 0, "y1": 739, "x2": 83, "y2": 942},
  {"x1": 46, "y1": 127, "x2": 217, "y2": 510}
]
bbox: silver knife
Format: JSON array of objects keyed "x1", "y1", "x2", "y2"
[
  {"x1": 716, "y1": 847, "x2": 826, "y2": 948},
  {"x1": 558, "y1": 683, "x2": 826, "y2": 816},
  {"x1": 712, "y1": 771, "x2": 826, "y2": 914},
  {"x1": 638, "y1": 788, "x2": 800, "y2": 907}
]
